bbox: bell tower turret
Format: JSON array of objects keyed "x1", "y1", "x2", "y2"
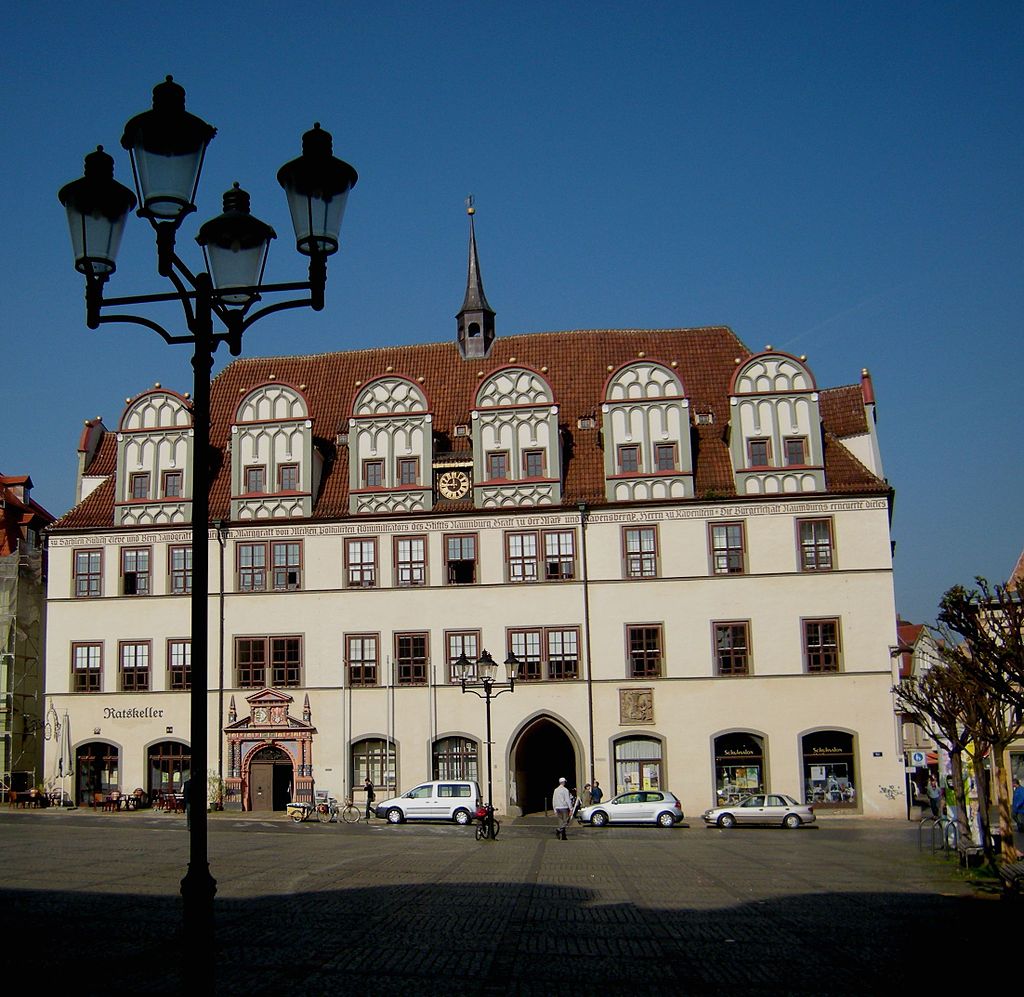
[{"x1": 456, "y1": 196, "x2": 496, "y2": 359}]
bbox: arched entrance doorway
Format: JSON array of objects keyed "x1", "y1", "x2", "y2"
[
  {"x1": 76, "y1": 741, "x2": 119, "y2": 805},
  {"x1": 511, "y1": 717, "x2": 577, "y2": 814},
  {"x1": 247, "y1": 745, "x2": 294, "y2": 812}
]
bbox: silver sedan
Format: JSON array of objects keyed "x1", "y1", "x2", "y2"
[{"x1": 702, "y1": 793, "x2": 815, "y2": 829}]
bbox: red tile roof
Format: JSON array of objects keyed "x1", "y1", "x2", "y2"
[{"x1": 51, "y1": 327, "x2": 888, "y2": 530}]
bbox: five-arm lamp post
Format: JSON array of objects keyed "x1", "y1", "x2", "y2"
[
  {"x1": 453, "y1": 650, "x2": 518, "y2": 840},
  {"x1": 57, "y1": 76, "x2": 357, "y2": 953}
]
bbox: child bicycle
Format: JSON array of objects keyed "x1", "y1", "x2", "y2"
[{"x1": 474, "y1": 803, "x2": 500, "y2": 840}]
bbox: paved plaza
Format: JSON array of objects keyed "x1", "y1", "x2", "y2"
[{"x1": 0, "y1": 808, "x2": 1012, "y2": 994}]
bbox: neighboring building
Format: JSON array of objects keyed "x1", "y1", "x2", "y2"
[
  {"x1": 43, "y1": 216, "x2": 907, "y2": 817},
  {"x1": 893, "y1": 617, "x2": 940, "y2": 810},
  {"x1": 1, "y1": 473, "x2": 54, "y2": 794}
]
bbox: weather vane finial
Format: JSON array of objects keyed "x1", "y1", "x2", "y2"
[{"x1": 465, "y1": 193, "x2": 475, "y2": 216}]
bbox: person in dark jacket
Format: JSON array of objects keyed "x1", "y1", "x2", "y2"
[{"x1": 364, "y1": 777, "x2": 375, "y2": 820}]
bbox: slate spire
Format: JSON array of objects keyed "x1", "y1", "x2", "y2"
[{"x1": 456, "y1": 195, "x2": 496, "y2": 359}]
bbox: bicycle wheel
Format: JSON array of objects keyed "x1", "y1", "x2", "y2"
[
  {"x1": 317, "y1": 805, "x2": 333, "y2": 824},
  {"x1": 475, "y1": 823, "x2": 485, "y2": 840},
  {"x1": 491, "y1": 819, "x2": 500, "y2": 840},
  {"x1": 342, "y1": 804, "x2": 360, "y2": 824}
]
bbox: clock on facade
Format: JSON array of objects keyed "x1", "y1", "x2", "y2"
[{"x1": 437, "y1": 470, "x2": 471, "y2": 500}]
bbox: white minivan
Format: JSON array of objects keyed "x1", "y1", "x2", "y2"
[{"x1": 374, "y1": 780, "x2": 482, "y2": 825}]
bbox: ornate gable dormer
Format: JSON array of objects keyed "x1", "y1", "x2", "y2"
[
  {"x1": 601, "y1": 361, "x2": 694, "y2": 502},
  {"x1": 115, "y1": 388, "x2": 193, "y2": 526},
  {"x1": 231, "y1": 381, "x2": 316, "y2": 520},
  {"x1": 728, "y1": 351, "x2": 825, "y2": 495},
  {"x1": 349, "y1": 376, "x2": 433, "y2": 515},
  {"x1": 472, "y1": 366, "x2": 561, "y2": 508}
]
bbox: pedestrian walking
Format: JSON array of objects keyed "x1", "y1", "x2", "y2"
[
  {"x1": 591, "y1": 780, "x2": 603, "y2": 805},
  {"x1": 926, "y1": 775, "x2": 941, "y2": 818},
  {"x1": 1013, "y1": 778, "x2": 1024, "y2": 832},
  {"x1": 364, "y1": 777, "x2": 375, "y2": 820},
  {"x1": 553, "y1": 777, "x2": 572, "y2": 840}
]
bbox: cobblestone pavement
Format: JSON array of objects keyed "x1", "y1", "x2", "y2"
[{"x1": 0, "y1": 809, "x2": 1011, "y2": 995}]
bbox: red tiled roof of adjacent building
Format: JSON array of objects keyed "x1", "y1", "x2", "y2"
[{"x1": 51, "y1": 326, "x2": 889, "y2": 530}]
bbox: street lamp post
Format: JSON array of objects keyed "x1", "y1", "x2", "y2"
[
  {"x1": 57, "y1": 77, "x2": 357, "y2": 956},
  {"x1": 454, "y1": 650, "x2": 518, "y2": 839}
]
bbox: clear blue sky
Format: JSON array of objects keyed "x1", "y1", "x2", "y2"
[{"x1": 3, "y1": 2, "x2": 1021, "y2": 625}]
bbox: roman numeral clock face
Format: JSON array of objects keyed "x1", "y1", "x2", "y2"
[{"x1": 437, "y1": 470, "x2": 470, "y2": 500}]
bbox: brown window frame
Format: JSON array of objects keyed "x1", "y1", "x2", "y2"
[
  {"x1": 395, "y1": 632, "x2": 429, "y2": 686},
  {"x1": 543, "y1": 530, "x2": 576, "y2": 581},
  {"x1": 271, "y1": 541, "x2": 302, "y2": 591},
  {"x1": 508, "y1": 628, "x2": 543, "y2": 682},
  {"x1": 278, "y1": 463, "x2": 299, "y2": 491},
  {"x1": 654, "y1": 443, "x2": 677, "y2": 472},
  {"x1": 523, "y1": 449, "x2": 545, "y2": 478},
  {"x1": 121, "y1": 546, "x2": 151, "y2": 596},
  {"x1": 783, "y1": 436, "x2": 807, "y2": 466},
  {"x1": 444, "y1": 533, "x2": 478, "y2": 585},
  {"x1": 162, "y1": 470, "x2": 183, "y2": 498},
  {"x1": 804, "y1": 618, "x2": 841, "y2": 673},
  {"x1": 167, "y1": 639, "x2": 191, "y2": 691},
  {"x1": 74, "y1": 548, "x2": 103, "y2": 598},
  {"x1": 617, "y1": 444, "x2": 640, "y2": 473},
  {"x1": 797, "y1": 518, "x2": 834, "y2": 572},
  {"x1": 234, "y1": 635, "x2": 303, "y2": 688},
  {"x1": 345, "y1": 537, "x2": 378, "y2": 588},
  {"x1": 747, "y1": 438, "x2": 771, "y2": 468},
  {"x1": 714, "y1": 622, "x2": 750, "y2": 676},
  {"x1": 237, "y1": 541, "x2": 303, "y2": 592},
  {"x1": 623, "y1": 526, "x2": 658, "y2": 578},
  {"x1": 626, "y1": 624, "x2": 663, "y2": 678},
  {"x1": 244, "y1": 465, "x2": 267, "y2": 494},
  {"x1": 72, "y1": 642, "x2": 102, "y2": 693},
  {"x1": 545, "y1": 627, "x2": 580, "y2": 681},
  {"x1": 129, "y1": 471, "x2": 151, "y2": 500},
  {"x1": 506, "y1": 531, "x2": 539, "y2": 583},
  {"x1": 119, "y1": 640, "x2": 151, "y2": 692},
  {"x1": 445, "y1": 630, "x2": 481, "y2": 683},
  {"x1": 362, "y1": 459, "x2": 384, "y2": 488},
  {"x1": 710, "y1": 522, "x2": 746, "y2": 575},
  {"x1": 486, "y1": 451, "x2": 510, "y2": 481},
  {"x1": 345, "y1": 633, "x2": 379, "y2": 687},
  {"x1": 394, "y1": 535, "x2": 427, "y2": 587},
  {"x1": 397, "y1": 457, "x2": 419, "y2": 487},
  {"x1": 169, "y1": 545, "x2": 192, "y2": 595}
]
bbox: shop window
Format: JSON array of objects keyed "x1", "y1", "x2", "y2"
[
  {"x1": 122, "y1": 547, "x2": 151, "y2": 596},
  {"x1": 614, "y1": 736, "x2": 663, "y2": 794},
  {"x1": 345, "y1": 633, "x2": 378, "y2": 687},
  {"x1": 714, "y1": 622, "x2": 750, "y2": 676},
  {"x1": 445, "y1": 534, "x2": 477, "y2": 584},
  {"x1": 713, "y1": 732, "x2": 765, "y2": 803},
  {"x1": 627, "y1": 625, "x2": 662, "y2": 678},
  {"x1": 395, "y1": 632, "x2": 428, "y2": 685},
  {"x1": 351, "y1": 738, "x2": 396, "y2": 796},
  {"x1": 710, "y1": 522, "x2": 745, "y2": 575},
  {"x1": 802, "y1": 730, "x2": 856, "y2": 807},
  {"x1": 168, "y1": 640, "x2": 191, "y2": 691},
  {"x1": 72, "y1": 643, "x2": 102, "y2": 692},
  {"x1": 798, "y1": 519, "x2": 833, "y2": 571},
  {"x1": 623, "y1": 527, "x2": 658, "y2": 578},
  {"x1": 395, "y1": 536, "x2": 427, "y2": 586},
  {"x1": 119, "y1": 641, "x2": 150, "y2": 691},
  {"x1": 446, "y1": 631, "x2": 480, "y2": 682},
  {"x1": 804, "y1": 618, "x2": 841, "y2": 673},
  {"x1": 74, "y1": 549, "x2": 102, "y2": 598},
  {"x1": 76, "y1": 742, "x2": 119, "y2": 805},
  {"x1": 432, "y1": 736, "x2": 479, "y2": 781},
  {"x1": 346, "y1": 538, "x2": 377, "y2": 588},
  {"x1": 169, "y1": 545, "x2": 192, "y2": 594}
]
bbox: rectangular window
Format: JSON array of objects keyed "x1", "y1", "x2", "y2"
[
  {"x1": 446, "y1": 631, "x2": 480, "y2": 682},
  {"x1": 278, "y1": 464, "x2": 299, "y2": 491},
  {"x1": 119, "y1": 641, "x2": 151, "y2": 691},
  {"x1": 747, "y1": 439, "x2": 770, "y2": 467},
  {"x1": 168, "y1": 640, "x2": 191, "y2": 691},
  {"x1": 272, "y1": 542, "x2": 302, "y2": 591},
  {"x1": 395, "y1": 633, "x2": 428, "y2": 686},
  {"x1": 271, "y1": 637, "x2": 302, "y2": 686},
  {"x1": 72, "y1": 643, "x2": 102, "y2": 693},
  {"x1": 507, "y1": 532, "x2": 538, "y2": 583},
  {"x1": 235, "y1": 636, "x2": 302, "y2": 688},
  {"x1": 363, "y1": 460, "x2": 384, "y2": 488},
  {"x1": 804, "y1": 619, "x2": 841, "y2": 673},
  {"x1": 546, "y1": 629, "x2": 580, "y2": 680},
  {"x1": 122, "y1": 547, "x2": 151, "y2": 596},
  {"x1": 798, "y1": 519, "x2": 833, "y2": 571},
  {"x1": 523, "y1": 449, "x2": 545, "y2": 477},
  {"x1": 346, "y1": 538, "x2": 377, "y2": 588},
  {"x1": 162, "y1": 470, "x2": 183, "y2": 498},
  {"x1": 714, "y1": 622, "x2": 750, "y2": 676},
  {"x1": 618, "y1": 445, "x2": 640, "y2": 473},
  {"x1": 397, "y1": 458, "x2": 418, "y2": 486},
  {"x1": 784, "y1": 437, "x2": 807, "y2": 466},
  {"x1": 169, "y1": 545, "x2": 192, "y2": 594},
  {"x1": 245, "y1": 466, "x2": 266, "y2": 494},
  {"x1": 544, "y1": 530, "x2": 576, "y2": 580},
  {"x1": 130, "y1": 472, "x2": 150, "y2": 500},
  {"x1": 710, "y1": 523, "x2": 745, "y2": 575},
  {"x1": 74, "y1": 549, "x2": 102, "y2": 598},
  {"x1": 235, "y1": 637, "x2": 266, "y2": 688},
  {"x1": 654, "y1": 443, "x2": 677, "y2": 471},
  {"x1": 445, "y1": 534, "x2": 477, "y2": 584},
  {"x1": 395, "y1": 536, "x2": 427, "y2": 587},
  {"x1": 509, "y1": 629, "x2": 543, "y2": 681},
  {"x1": 623, "y1": 527, "x2": 658, "y2": 578},
  {"x1": 346, "y1": 634, "x2": 379, "y2": 687},
  {"x1": 627, "y1": 625, "x2": 663, "y2": 678},
  {"x1": 486, "y1": 451, "x2": 509, "y2": 480},
  {"x1": 238, "y1": 543, "x2": 268, "y2": 591}
]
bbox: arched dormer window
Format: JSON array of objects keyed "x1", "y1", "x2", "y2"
[
  {"x1": 115, "y1": 389, "x2": 193, "y2": 526},
  {"x1": 231, "y1": 382, "x2": 316, "y2": 520},
  {"x1": 349, "y1": 377, "x2": 433, "y2": 515},
  {"x1": 472, "y1": 367, "x2": 561, "y2": 509},
  {"x1": 728, "y1": 352, "x2": 825, "y2": 495},
  {"x1": 601, "y1": 362, "x2": 693, "y2": 502}
]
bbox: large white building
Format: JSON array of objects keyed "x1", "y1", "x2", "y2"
[{"x1": 43, "y1": 218, "x2": 906, "y2": 817}]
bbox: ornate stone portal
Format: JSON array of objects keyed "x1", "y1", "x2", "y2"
[{"x1": 224, "y1": 689, "x2": 317, "y2": 809}]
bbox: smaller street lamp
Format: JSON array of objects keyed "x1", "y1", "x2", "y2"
[{"x1": 455, "y1": 650, "x2": 518, "y2": 840}]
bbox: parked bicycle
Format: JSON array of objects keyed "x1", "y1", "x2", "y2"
[
  {"x1": 339, "y1": 797, "x2": 363, "y2": 823},
  {"x1": 286, "y1": 792, "x2": 339, "y2": 824},
  {"x1": 474, "y1": 803, "x2": 500, "y2": 840}
]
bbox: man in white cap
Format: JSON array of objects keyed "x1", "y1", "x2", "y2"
[{"x1": 553, "y1": 776, "x2": 572, "y2": 840}]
